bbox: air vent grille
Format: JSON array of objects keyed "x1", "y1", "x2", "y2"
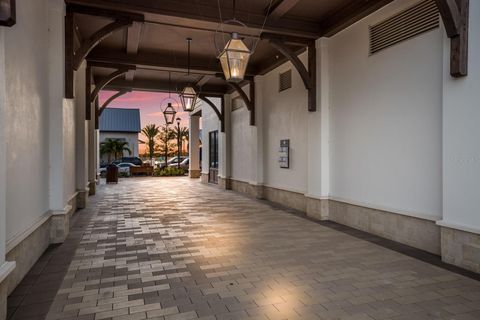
[
  {"x1": 369, "y1": 0, "x2": 439, "y2": 55},
  {"x1": 279, "y1": 70, "x2": 292, "y2": 92}
]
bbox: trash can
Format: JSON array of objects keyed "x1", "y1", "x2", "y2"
[{"x1": 106, "y1": 164, "x2": 118, "y2": 184}]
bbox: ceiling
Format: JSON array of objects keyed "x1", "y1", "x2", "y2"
[{"x1": 66, "y1": 0, "x2": 394, "y2": 94}]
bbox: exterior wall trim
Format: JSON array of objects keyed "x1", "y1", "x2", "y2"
[
  {"x1": 0, "y1": 261, "x2": 15, "y2": 284},
  {"x1": 6, "y1": 211, "x2": 51, "y2": 253},
  {"x1": 437, "y1": 220, "x2": 480, "y2": 236},
  {"x1": 328, "y1": 196, "x2": 441, "y2": 222}
]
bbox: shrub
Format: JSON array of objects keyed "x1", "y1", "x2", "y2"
[{"x1": 154, "y1": 166, "x2": 187, "y2": 177}]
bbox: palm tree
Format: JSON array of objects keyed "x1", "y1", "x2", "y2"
[
  {"x1": 173, "y1": 126, "x2": 189, "y2": 155},
  {"x1": 100, "y1": 138, "x2": 132, "y2": 163},
  {"x1": 141, "y1": 124, "x2": 160, "y2": 160},
  {"x1": 157, "y1": 126, "x2": 175, "y2": 166}
]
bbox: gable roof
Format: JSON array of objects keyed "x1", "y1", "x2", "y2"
[{"x1": 99, "y1": 108, "x2": 141, "y2": 133}]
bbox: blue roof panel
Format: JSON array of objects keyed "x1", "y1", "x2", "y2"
[{"x1": 99, "y1": 108, "x2": 141, "y2": 133}]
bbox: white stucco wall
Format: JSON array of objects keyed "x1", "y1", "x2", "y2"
[
  {"x1": 230, "y1": 88, "x2": 255, "y2": 183},
  {"x1": 328, "y1": 0, "x2": 443, "y2": 220},
  {"x1": 441, "y1": 1, "x2": 480, "y2": 232},
  {"x1": 260, "y1": 54, "x2": 309, "y2": 193},
  {"x1": 5, "y1": 0, "x2": 51, "y2": 241}
]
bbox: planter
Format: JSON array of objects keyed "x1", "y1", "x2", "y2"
[{"x1": 106, "y1": 165, "x2": 119, "y2": 184}]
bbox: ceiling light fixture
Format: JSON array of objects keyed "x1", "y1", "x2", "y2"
[{"x1": 179, "y1": 38, "x2": 198, "y2": 112}]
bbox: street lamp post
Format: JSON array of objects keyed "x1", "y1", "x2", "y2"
[
  {"x1": 163, "y1": 103, "x2": 177, "y2": 168},
  {"x1": 176, "y1": 118, "x2": 181, "y2": 169}
]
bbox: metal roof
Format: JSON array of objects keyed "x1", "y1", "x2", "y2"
[{"x1": 99, "y1": 108, "x2": 141, "y2": 133}]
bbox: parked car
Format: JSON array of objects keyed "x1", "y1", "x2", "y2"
[
  {"x1": 159, "y1": 156, "x2": 187, "y2": 169},
  {"x1": 117, "y1": 162, "x2": 139, "y2": 175},
  {"x1": 113, "y1": 157, "x2": 143, "y2": 166},
  {"x1": 168, "y1": 157, "x2": 189, "y2": 170},
  {"x1": 99, "y1": 163, "x2": 139, "y2": 177}
]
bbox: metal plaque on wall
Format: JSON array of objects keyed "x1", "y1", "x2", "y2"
[{"x1": 279, "y1": 139, "x2": 290, "y2": 169}]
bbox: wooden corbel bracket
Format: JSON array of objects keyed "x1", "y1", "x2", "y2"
[
  {"x1": 199, "y1": 94, "x2": 225, "y2": 132},
  {"x1": 228, "y1": 81, "x2": 256, "y2": 126},
  {"x1": 433, "y1": 0, "x2": 469, "y2": 77},
  {"x1": 262, "y1": 33, "x2": 316, "y2": 111}
]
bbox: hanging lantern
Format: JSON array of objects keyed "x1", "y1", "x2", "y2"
[
  {"x1": 162, "y1": 102, "x2": 177, "y2": 125},
  {"x1": 179, "y1": 38, "x2": 199, "y2": 113},
  {"x1": 180, "y1": 85, "x2": 198, "y2": 112},
  {"x1": 219, "y1": 32, "x2": 251, "y2": 82}
]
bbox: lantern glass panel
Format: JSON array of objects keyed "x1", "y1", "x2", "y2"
[
  {"x1": 220, "y1": 38, "x2": 250, "y2": 82},
  {"x1": 180, "y1": 86, "x2": 197, "y2": 112},
  {"x1": 163, "y1": 103, "x2": 177, "y2": 125}
]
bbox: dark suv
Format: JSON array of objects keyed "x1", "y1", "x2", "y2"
[{"x1": 113, "y1": 157, "x2": 143, "y2": 166}]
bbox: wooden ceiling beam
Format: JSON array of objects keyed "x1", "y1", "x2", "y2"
[
  {"x1": 125, "y1": 21, "x2": 143, "y2": 82},
  {"x1": 103, "y1": 78, "x2": 227, "y2": 96},
  {"x1": 87, "y1": 49, "x2": 257, "y2": 75},
  {"x1": 65, "y1": 0, "x2": 320, "y2": 38},
  {"x1": 320, "y1": 0, "x2": 395, "y2": 37},
  {"x1": 267, "y1": 0, "x2": 301, "y2": 21},
  {"x1": 67, "y1": 4, "x2": 144, "y2": 22}
]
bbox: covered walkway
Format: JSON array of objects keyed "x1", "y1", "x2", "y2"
[{"x1": 8, "y1": 178, "x2": 480, "y2": 320}]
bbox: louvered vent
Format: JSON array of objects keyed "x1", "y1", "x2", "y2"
[
  {"x1": 279, "y1": 70, "x2": 292, "y2": 92},
  {"x1": 369, "y1": 0, "x2": 439, "y2": 55}
]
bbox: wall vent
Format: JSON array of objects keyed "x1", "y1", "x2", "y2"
[
  {"x1": 279, "y1": 69, "x2": 292, "y2": 92},
  {"x1": 369, "y1": 0, "x2": 439, "y2": 55}
]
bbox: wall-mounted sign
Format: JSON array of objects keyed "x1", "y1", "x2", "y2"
[
  {"x1": 279, "y1": 139, "x2": 290, "y2": 169},
  {"x1": 0, "y1": 0, "x2": 16, "y2": 27}
]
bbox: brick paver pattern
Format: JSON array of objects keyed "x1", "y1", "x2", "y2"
[{"x1": 45, "y1": 177, "x2": 480, "y2": 320}]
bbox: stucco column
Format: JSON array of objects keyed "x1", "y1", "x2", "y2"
[
  {"x1": 218, "y1": 96, "x2": 231, "y2": 189},
  {"x1": 87, "y1": 111, "x2": 97, "y2": 195},
  {"x1": 251, "y1": 77, "x2": 264, "y2": 198},
  {"x1": 189, "y1": 115, "x2": 201, "y2": 178},
  {"x1": 0, "y1": 28, "x2": 15, "y2": 320},
  {"x1": 438, "y1": 3, "x2": 480, "y2": 273},
  {"x1": 48, "y1": 0, "x2": 76, "y2": 244},
  {"x1": 74, "y1": 62, "x2": 89, "y2": 208},
  {"x1": 306, "y1": 38, "x2": 330, "y2": 220}
]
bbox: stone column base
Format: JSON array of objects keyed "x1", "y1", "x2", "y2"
[
  {"x1": 0, "y1": 262, "x2": 16, "y2": 320},
  {"x1": 88, "y1": 180, "x2": 96, "y2": 195},
  {"x1": 440, "y1": 224, "x2": 480, "y2": 273},
  {"x1": 306, "y1": 197, "x2": 329, "y2": 220},
  {"x1": 189, "y1": 169, "x2": 201, "y2": 179},
  {"x1": 200, "y1": 173, "x2": 209, "y2": 184},
  {"x1": 218, "y1": 177, "x2": 232, "y2": 190},
  {"x1": 50, "y1": 205, "x2": 73, "y2": 243},
  {"x1": 76, "y1": 188, "x2": 89, "y2": 209}
]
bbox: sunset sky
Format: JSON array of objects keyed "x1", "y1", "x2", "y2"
[{"x1": 99, "y1": 90, "x2": 191, "y2": 155}]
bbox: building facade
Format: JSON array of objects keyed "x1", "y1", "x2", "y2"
[
  {"x1": 0, "y1": 0, "x2": 479, "y2": 319},
  {"x1": 99, "y1": 108, "x2": 141, "y2": 163}
]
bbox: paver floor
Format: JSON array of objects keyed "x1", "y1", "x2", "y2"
[{"x1": 30, "y1": 178, "x2": 480, "y2": 319}]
